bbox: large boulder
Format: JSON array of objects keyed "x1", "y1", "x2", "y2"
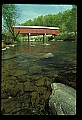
[{"x1": 49, "y1": 83, "x2": 76, "y2": 115}]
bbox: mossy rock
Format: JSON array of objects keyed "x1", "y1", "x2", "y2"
[
  {"x1": 11, "y1": 76, "x2": 16, "y2": 80},
  {"x1": 17, "y1": 75, "x2": 28, "y2": 82},
  {"x1": 1, "y1": 74, "x2": 9, "y2": 81},
  {"x1": 31, "y1": 92, "x2": 38, "y2": 99},
  {"x1": 1, "y1": 80, "x2": 23, "y2": 97},
  {"x1": 29, "y1": 65, "x2": 42, "y2": 75},
  {"x1": 14, "y1": 70, "x2": 27, "y2": 77},
  {"x1": 35, "y1": 86, "x2": 47, "y2": 93},
  {"x1": 2, "y1": 65, "x2": 10, "y2": 72},
  {"x1": 32, "y1": 93, "x2": 40, "y2": 105},
  {"x1": 24, "y1": 81, "x2": 35, "y2": 92},
  {"x1": 44, "y1": 91, "x2": 51, "y2": 99},
  {"x1": 1, "y1": 98, "x2": 20, "y2": 114},
  {"x1": 35, "y1": 79, "x2": 44, "y2": 86},
  {"x1": 2, "y1": 68, "x2": 9, "y2": 76},
  {"x1": 1, "y1": 80, "x2": 15, "y2": 92},
  {"x1": 31, "y1": 92, "x2": 39, "y2": 105},
  {"x1": 31, "y1": 89, "x2": 51, "y2": 107},
  {"x1": 30, "y1": 75, "x2": 41, "y2": 81},
  {"x1": 45, "y1": 80, "x2": 52, "y2": 87},
  {"x1": 15, "y1": 82, "x2": 24, "y2": 95}
]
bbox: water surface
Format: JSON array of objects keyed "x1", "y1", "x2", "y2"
[{"x1": 1, "y1": 41, "x2": 76, "y2": 115}]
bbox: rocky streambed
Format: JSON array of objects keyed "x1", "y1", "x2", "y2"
[
  {"x1": 1, "y1": 41, "x2": 76, "y2": 115},
  {"x1": 1, "y1": 73, "x2": 52, "y2": 114},
  {"x1": 1, "y1": 54, "x2": 76, "y2": 115}
]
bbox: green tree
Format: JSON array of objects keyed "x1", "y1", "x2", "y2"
[
  {"x1": 20, "y1": 19, "x2": 33, "y2": 26},
  {"x1": 71, "y1": 5, "x2": 77, "y2": 34},
  {"x1": 62, "y1": 7, "x2": 77, "y2": 33},
  {"x1": 19, "y1": 6, "x2": 77, "y2": 41},
  {"x1": 2, "y1": 4, "x2": 20, "y2": 41}
]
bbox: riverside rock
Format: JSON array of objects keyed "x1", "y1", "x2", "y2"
[
  {"x1": 49, "y1": 83, "x2": 76, "y2": 115},
  {"x1": 43, "y1": 53, "x2": 54, "y2": 59}
]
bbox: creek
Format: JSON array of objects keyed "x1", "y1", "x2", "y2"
[{"x1": 1, "y1": 41, "x2": 76, "y2": 115}]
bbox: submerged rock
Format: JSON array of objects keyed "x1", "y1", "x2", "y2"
[
  {"x1": 24, "y1": 81, "x2": 35, "y2": 92},
  {"x1": 2, "y1": 54, "x2": 19, "y2": 60},
  {"x1": 1, "y1": 98, "x2": 21, "y2": 114},
  {"x1": 35, "y1": 79, "x2": 44, "y2": 86},
  {"x1": 14, "y1": 70, "x2": 27, "y2": 77},
  {"x1": 49, "y1": 83, "x2": 76, "y2": 115},
  {"x1": 29, "y1": 65, "x2": 42, "y2": 75}
]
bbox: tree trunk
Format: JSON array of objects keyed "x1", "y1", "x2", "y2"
[{"x1": 74, "y1": 30, "x2": 77, "y2": 41}]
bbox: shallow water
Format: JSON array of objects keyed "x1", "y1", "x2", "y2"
[{"x1": 1, "y1": 41, "x2": 76, "y2": 115}]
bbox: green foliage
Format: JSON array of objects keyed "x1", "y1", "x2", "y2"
[
  {"x1": 48, "y1": 35, "x2": 54, "y2": 41},
  {"x1": 2, "y1": 4, "x2": 19, "y2": 41},
  {"x1": 2, "y1": 4, "x2": 17, "y2": 25},
  {"x1": 20, "y1": 6, "x2": 77, "y2": 35},
  {"x1": 55, "y1": 32, "x2": 76, "y2": 41}
]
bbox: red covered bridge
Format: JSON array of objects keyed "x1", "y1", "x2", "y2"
[{"x1": 13, "y1": 26, "x2": 60, "y2": 43}]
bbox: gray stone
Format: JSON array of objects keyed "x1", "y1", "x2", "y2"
[
  {"x1": 49, "y1": 83, "x2": 76, "y2": 115},
  {"x1": 72, "y1": 70, "x2": 76, "y2": 74},
  {"x1": 43, "y1": 53, "x2": 54, "y2": 59}
]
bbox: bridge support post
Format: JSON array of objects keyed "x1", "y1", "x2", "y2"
[
  {"x1": 28, "y1": 33, "x2": 30, "y2": 46},
  {"x1": 53, "y1": 34, "x2": 56, "y2": 41},
  {"x1": 43, "y1": 33, "x2": 46, "y2": 44},
  {"x1": 43, "y1": 34, "x2": 44, "y2": 44}
]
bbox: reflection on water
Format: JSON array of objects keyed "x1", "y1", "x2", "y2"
[{"x1": 1, "y1": 41, "x2": 76, "y2": 115}]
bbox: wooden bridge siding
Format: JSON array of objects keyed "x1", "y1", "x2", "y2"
[
  {"x1": 46, "y1": 29, "x2": 60, "y2": 35},
  {"x1": 14, "y1": 28, "x2": 60, "y2": 35}
]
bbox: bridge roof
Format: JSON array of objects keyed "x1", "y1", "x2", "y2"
[{"x1": 13, "y1": 26, "x2": 59, "y2": 30}]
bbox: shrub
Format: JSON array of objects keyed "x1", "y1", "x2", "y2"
[
  {"x1": 55, "y1": 32, "x2": 76, "y2": 41},
  {"x1": 48, "y1": 36, "x2": 54, "y2": 41}
]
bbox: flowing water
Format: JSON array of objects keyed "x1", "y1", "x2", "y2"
[{"x1": 1, "y1": 41, "x2": 76, "y2": 115}]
